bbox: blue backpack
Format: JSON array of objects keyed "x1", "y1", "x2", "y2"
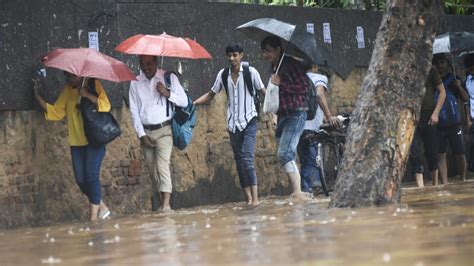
[
  {"x1": 165, "y1": 71, "x2": 197, "y2": 150},
  {"x1": 434, "y1": 73, "x2": 462, "y2": 127}
]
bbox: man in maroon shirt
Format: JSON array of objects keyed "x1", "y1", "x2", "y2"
[{"x1": 261, "y1": 36, "x2": 310, "y2": 200}]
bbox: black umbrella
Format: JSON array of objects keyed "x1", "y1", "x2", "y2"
[
  {"x1": 237, "y1": 18, "x2": 333, "y2": 67},
  {"x1": 433, "y1": 32, "x2": 474, "y2": 55}
]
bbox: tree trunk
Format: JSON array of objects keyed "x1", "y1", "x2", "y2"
[{"x1": 330, "y1": 0, "x2": 444, "y2": 208}]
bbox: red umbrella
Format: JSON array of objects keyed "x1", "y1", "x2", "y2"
[
  {"x1": 41, "y1": 48, "x2": 136, "y2": 82},
  {"x1": 115, "y1": 33, "x2": 212, "y2": 59}
]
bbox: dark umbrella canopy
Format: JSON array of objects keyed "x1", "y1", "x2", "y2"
[
  {"x1": 433, "y1": 32, "x2": 474, "y2": 54},
  {"x1": 237, "y1": 18, "x2": 333, "y2": 67}
]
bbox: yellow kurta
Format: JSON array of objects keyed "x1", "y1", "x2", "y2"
[{"x1": 45, "y1": 80, "x2": 111, "y2": 146}]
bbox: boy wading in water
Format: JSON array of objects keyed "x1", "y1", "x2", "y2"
[{"x1": 194, "y1": 44, "x2": 265, "y2": 206}]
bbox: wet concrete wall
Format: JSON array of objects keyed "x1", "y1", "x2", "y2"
[{"x1": 1, "y1": 0, "x2": 474, "y2": 229}]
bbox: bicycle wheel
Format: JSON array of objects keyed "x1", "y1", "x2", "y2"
[{"x1": 320, "y1": 140, "x2": 340, "y2": 194}]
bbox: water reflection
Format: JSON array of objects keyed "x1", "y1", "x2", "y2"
[{"x1": 0, "y1": 181, "x2": 473, "y2": 265}]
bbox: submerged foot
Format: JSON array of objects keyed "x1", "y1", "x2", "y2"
[{"x1": 160, "y1": 206, "x2": 174, "y2": 214}]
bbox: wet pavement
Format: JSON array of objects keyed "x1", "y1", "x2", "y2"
[{"x1": 1, "y1": 181, "x2": 473, "y2": 265}]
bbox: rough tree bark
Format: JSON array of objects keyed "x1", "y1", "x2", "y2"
[{"x1": 330, "y1": 0, "x2": 444, "y2": 208}]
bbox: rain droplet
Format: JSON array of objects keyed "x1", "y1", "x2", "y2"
[
  {"x1": 269, "y1": 216, "x2": 276, "y2": 220},
  {"x1": 41, "y1": 256, "x2": 62, "y2": 264},
  {"x1": 88, "y1": 241, "x2": 94, "y2": 246},
  {"x1": 351, "y1": 211, "x2": 356, "y2": 215},
  {"x1": 205, "y1": 223, "x2": 211, "y2": 228},
  {"x1": 251, "y1": 226, "x2": 257, "y2": 231},
  {"x1": 79, "y1": 228, "x2": 84, "y2": 232},
  {"x1": 85, "y1": 227, "x2": 90, "y2": 232},
  {"x1": 114, "y1": 224, "x2": 120, "y2": 229},
  {"x1": 49, "y1": 237, "x2": 55, "y2": 243},
  {"x1": 393, "y1": 213, "x2": 398, "y2": 217},
  {"x1": 114, "y1": 236, "x2": 120, "y2": 242},
  {"x1": 383, "y1": 253, "x2": 391, "y2": 262},
  {"x1": 288, "y1": 202, "x2": 294, "y2": 206}
]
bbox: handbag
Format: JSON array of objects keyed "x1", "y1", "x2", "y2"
[
  {"x1": 79, "y1": 79, "x2": 121, "y2": 146},
  {"x1": 262, "y1": 54, "x2": 285, "y2": 114}
]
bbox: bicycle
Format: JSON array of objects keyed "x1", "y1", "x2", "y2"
[{"x1": 305, "y1": 114, "x2": 350, "y2": 197}]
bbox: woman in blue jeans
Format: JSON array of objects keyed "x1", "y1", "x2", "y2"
[{"x1": 33, "y1": 72, "x2": 111, "y2": 221}]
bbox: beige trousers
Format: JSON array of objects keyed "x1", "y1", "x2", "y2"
[{"x1": 143, "y1": 125, "x2": 173, "y2": 193}]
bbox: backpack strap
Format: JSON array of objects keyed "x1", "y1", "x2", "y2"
[
  {"x1": 242, "y1": 64, "x2": 255, "y2": 97},
  {"x1": 164, "y1": 71, "x2": 176, "y2": 117},
  {"x1": 221, "y1": 67, "x2": 230, "y2": 97}
]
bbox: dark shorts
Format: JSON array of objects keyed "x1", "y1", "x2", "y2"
[{"x1": 438, "y1": 124, "x2": 465, "y2": 155}]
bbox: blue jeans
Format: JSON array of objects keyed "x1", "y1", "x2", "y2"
[
  {"x1": 229, "y1": 118, "x2": 258, "y2": 188},
  {"x1": 276, "y1": 111, "x2": 307, "y2": 166},
  {"x1": 297, "y1": 130, "x2": 322, "y2": 192},
  {"x1": 70, "y1": 144, "x2": 106, "y2": 205}
]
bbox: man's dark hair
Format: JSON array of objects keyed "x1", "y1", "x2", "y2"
[
  {"x1": 464, "y1": 53, "x2": 474, "y2": 68},
  {"x1": 226, "y1": 44, "x2": 244, "y2": 54},
  {"x1": 432, "y1": 53, "x2": 447, "y2": 64},
  {"x1": 260, "y1": 36, "x2": 282, "y2": 50}
]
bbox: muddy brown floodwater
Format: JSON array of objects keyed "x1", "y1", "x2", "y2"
[{"x1": 1, "y1": 181, "x2": 473, "y2": 265}]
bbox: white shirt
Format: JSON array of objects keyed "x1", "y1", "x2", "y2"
[
  {"x1": 466, "y1": 74, "x2": 474, "y2": 119},
  {"x1": 304, "y1": 73, "x2": 329, "y2": 131},
  {"x1": 211, "y1": 63, "x2": 265, "y2": 133},
  {"x1": 129, "y1": 69, "x2": 188, "y2": 138}
]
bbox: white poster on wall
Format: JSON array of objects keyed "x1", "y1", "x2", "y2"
[
  {"x1": 323, "y1": 23, "x2": 331, "y2": 44},
  {"x1": 356, "y1": 26, "x2": 365, "y2": 49},
  {"x1": 88, "y1": 32, "x2": 99, "y2": 51},
  {"x1": 306, "y1": 23, "x2": 314, "y2": 34}
]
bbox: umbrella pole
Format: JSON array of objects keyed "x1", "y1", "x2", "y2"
[
  {"x1": 77, "y1": 77, "x2": 86, "y2": 106},
  {"x1": 451, "y1": 53, "x2": 457, "y2": 77},
  {"x1": 161, "y1": 56, "x2": 164, "y2": 70}
]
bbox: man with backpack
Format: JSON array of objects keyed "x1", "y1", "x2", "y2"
[
  {"x1": 260, "y1": 36, "x2": 311, "y2": 200},
  {"x1": 432, "y1": 54, "x2": 468, "y2": 184},
  {"x1": 297, "y1": 64, "x2": 341, "y2": 195},
  {"x1": 408, "y1": 66, "x2": 446, "y2": 188},
  {"x1": 129, "y1": 55, "x2": 188, "y2": 213},
  {"x1": 194, "y1": 44, "x2": 265, "y2": 206}
]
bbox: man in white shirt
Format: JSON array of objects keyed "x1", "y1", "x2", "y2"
[
  {"x1": 194, "y1": 44, "x2": 265, "y2": 206},
  {"x1": 129, "y1": 55, "x2": 188, "y2": 212},
  {"x1": 464, "y1": 54, "x2": 474, "y2": 173},
  {"x1": 297, "y1": 64, "x2": 340, "y2": 194}
]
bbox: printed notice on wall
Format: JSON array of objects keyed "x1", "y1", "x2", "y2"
[
  {"x1": 356, "y1": 26, "x2": 365, "y2": 49},
  {"x1": 323, "y1": 23, "x2": 331, "y2": 44},
  {"x1": 306, "y1": 23, "x2": 314, "y2": 34},
  {"x1": 88, "y1": 32, "x2": 99, "y2": 51}
]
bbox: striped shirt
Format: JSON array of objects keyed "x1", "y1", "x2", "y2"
[
  {"x1": 276, "y1": 56, "x2": 309, "y2": 115},
  {"x1": 211, "y1": 63, "x2": 265, "y2": 133}
]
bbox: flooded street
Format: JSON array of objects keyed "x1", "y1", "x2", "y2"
[{"x1": 1, "y1": 181, "x2": 473, "y2": 266}]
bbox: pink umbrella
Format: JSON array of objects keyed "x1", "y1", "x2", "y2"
[
  {"x1": 115, "y1": 33, "x2": 212, "y2": 59},
  {"x1": 41, "y1": 48, "x2": 136, "y2": 82}
]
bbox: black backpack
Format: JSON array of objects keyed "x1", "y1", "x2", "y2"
[
  {"x1": 305, "y1": 75, "x2": 318, "y2": 121},
  {"x1": 221, "y1": 63, "x2": 261, "y2": 116}
]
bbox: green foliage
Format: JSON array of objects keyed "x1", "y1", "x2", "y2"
[
  {"x1": 239, "y1": 0, "x2": 472, "y2": 14},
  {"x1": 444, "y1": 0, "x2": 473, "y2": 15}
]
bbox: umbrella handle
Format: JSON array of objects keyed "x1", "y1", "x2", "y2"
[
  {"x1": 275, "y1": 53, "x2": 285, "y2": 74},
  {"x1": 77, "y1": 77, "x2": 86, "y2": 106}
]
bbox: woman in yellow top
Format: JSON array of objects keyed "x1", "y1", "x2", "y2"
[{"x1": 33, "y1": 72, "x2": 112, "y2": 221}]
